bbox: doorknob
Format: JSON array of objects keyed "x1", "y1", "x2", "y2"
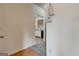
[{"x1": 0, "y1": 36, "x2": 4, "y2": 38}]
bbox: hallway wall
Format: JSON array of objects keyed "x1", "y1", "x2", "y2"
[{"x1": 0, "y1": 4, "x2": 36, "y2": 55}]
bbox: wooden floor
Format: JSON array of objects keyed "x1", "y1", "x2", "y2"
[{"x1": 10, "y1": 48, "x2": 39, "y2": 56}]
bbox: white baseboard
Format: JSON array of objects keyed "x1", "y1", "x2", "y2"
[{"x1": 8, "y1": 42, "x2": 36, "y2": 56}]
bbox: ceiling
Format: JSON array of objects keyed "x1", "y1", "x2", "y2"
[{"x1": 35, "y1": 3, "x2": 46, "y2": 9}]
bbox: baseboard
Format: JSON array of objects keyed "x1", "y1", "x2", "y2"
[
  {"x1": 9, "y1": 42, "x2": 36, "y2": 56},
  {"x1": 0, "y1": 53, "x2": 8, "y2": 56},
  {"x1": 10, "y1": 48, "x2": 26, "y2": 56}
]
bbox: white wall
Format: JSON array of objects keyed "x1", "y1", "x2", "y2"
[
  {"x1": 47, "y1": 3, "x2": 79, "y2": 56},
  {"x1": 0, "y1": 4, "x2": 36, "y2": 55}
]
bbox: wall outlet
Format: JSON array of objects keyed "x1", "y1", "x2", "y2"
[{"x1": 49, "y1": 49, "x2": 52, "y2": 54}]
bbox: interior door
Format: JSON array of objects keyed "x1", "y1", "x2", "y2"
[
  {"x1": 0, "y1": 8, "x2": 5, "y2": 53},
  {"x1": 0, "y1": 8, "x2": 3, "y2": 52}
]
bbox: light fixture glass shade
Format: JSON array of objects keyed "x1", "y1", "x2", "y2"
[
  {"x1": 48, "y1": 4, "x2": 54, "y2": 16},
  {"x1": 47, "y1": 3, "x2": 54, "y2": 23}
]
